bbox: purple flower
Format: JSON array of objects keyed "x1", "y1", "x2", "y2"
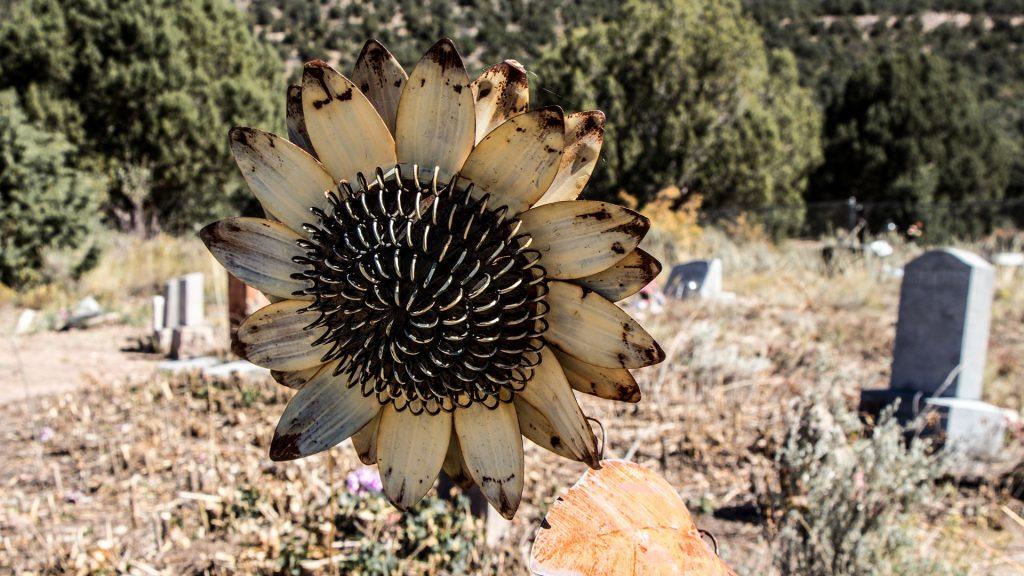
[
  {"x1": 345, "y1": 467, "x2": 383, "y2": 495},
  {"x1": 38, "y1": 427, "x2": 55, "y2": 442}
]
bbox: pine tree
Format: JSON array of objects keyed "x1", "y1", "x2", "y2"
[
  {"x1": 536, "y1": 0, "x2": 822, "y2": 235},
  {"x1": 0, "y1": 0, "x2": 284, "y2": 233},
  {"x1": 0, "y1": 91, "x2": 103, "y2": 288}
]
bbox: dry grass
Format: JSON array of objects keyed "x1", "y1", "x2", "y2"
[{"x1": 2, "y1": 225, "x2": 1023, "y2": 574}]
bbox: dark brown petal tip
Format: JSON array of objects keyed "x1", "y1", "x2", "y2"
[
  {"x1": 425, "y1": 38, "x2": 463, "y2": 73},
  {"x1": 269, "y1": 430, "x2": 302, "y2": 461}
]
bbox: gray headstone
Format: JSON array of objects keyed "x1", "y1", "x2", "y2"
[
  {"x1": 178, "y1": 272, "x2": 205, "y2": 327},
  {"x1": 664, "y1": 259, "x2": 723, "y2": 299},
  {"x1": 163, "y1": 279, "x2": 181, "y2": 328},
  {"x1": 890, "y1": 249, "x2": 994, "y2": 400}
]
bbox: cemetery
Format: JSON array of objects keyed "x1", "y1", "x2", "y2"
[
  {"x1": 2, "y1": 223, "x2": 1023, "y2": 573},
  {"x1": 2, "y1": 2, "x2": 1024, "y2": 574}
]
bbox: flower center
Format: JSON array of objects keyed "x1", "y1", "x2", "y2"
[{"x1": 294, "y1": 166, "x2": 549, "y2": 414}]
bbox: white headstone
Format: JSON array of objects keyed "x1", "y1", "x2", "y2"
[
  {"x1": 152, "y1": 295, "x2": 166, "y2": 332},
  {"x1": 164, "y1": 279, "x2": 181, "y2": 328},
  {"x1": 890, "y1": 248, "x2": 994, "y2": 400},
  {"x1": 178, "y1": 272, "x2": 205, "y2": 327}
]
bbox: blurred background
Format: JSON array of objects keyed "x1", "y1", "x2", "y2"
[{"x1": 1, "y1": 0, "x2": 1024, "y2": 574}]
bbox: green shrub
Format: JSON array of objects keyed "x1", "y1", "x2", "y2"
[
  {"x1": 0, "y1": 90, "x2": 103, "y2": 288},
  {"x1": 764, "y1": 392, "x2": 960, "y2": 576}
]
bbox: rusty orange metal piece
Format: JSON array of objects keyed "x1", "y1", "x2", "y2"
[{"x1": 530, "y1": 460, "x2": 737, "y2": 576}]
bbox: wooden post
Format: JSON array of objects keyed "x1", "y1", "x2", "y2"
[{"x1": 228, "y1": 273, "x2": 269, "y2": 354}]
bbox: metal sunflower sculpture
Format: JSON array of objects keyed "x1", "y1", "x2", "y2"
[{"x1": 200, "y1": 38, "x2": 664, "y2": 519}]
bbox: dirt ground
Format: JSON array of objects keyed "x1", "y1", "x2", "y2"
[{"x1": 0, "y1": 320, "x2": 159, "y2": 405}]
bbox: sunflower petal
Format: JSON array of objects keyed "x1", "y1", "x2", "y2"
[
  {"x1": 377, "y1": 406, "x2": 452, "y2": 510},
  {"x1": 395, "y1": 38, "x2": 475, "y2": 179},
  {"x1": 441, "y1": 433, "x2": 475, "y2": 491},
  {"x1": 200, "y1": 217, "x2": 312, "y2": 300},
  {"x1": 269, "y1": 362, "x2": 381, "y2": 461},
  {"x1": 518, "y1": 347, "x2": 599, "y2": 466},
  {"x1": 471, "y1": 60, "x2": 529, "y2": 144},
  {"x1": 302, "y1": 60, "x2": 397, "y2": 184},
  {"x1": 454, "y1": 402, "x2": 524, "y2": 519},
  {"x1": 271, "y1": 366, "x2": 321, "y2": 390},
  {"x1": 545, "y1": 281, "x2": 664, "y2": 369},
  {"x1": 536, "y1": 111, "x2": 605, "y2": 206},
  {"x1": 350, "y1": 39, "x2": 407, "y2": 136},
  {"x1": 514, "y1": 396, "x2": 580, "y2": 461},
  {"x1": 519, "y1": 201, "x2": 648, "y2": 279},
  {"x1": 229, "y1": 127, "x2": 335, "y2": 236},
  {"x1": 460, "y1": 107, "x2": 564, "y2": 215},
  {"x1": 553, "y1": 349, "x2": 641, "y2": 403},
  {"x1": 575, "y1": 249, "x2": 662, "y2": 302},
  {"x1": 236, "y1": 300, "x2": 330, "y2": 371},
  {"x1": 286, "y1": 84, "x2": 316, "y2": 157},
  {"x1": 351, "y1": 410, "x2": 381, "y2": 466}
]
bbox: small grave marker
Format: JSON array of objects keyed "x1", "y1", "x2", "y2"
[{"x1": 664, "y1": 259, "x2": 723, "y2": 299}]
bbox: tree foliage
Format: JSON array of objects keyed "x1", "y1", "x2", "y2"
[
  {"x1": 0, "y1": 91, "x2": 103, "y2": 288},
  {"x1": 0, "y1": 0, "x2": 284, "y2": 232},
  {"x1": 809, "y1": 50, "x2": 1012, "y2": 236},
  {"x1": 536, "y1": 0, "x2": 822, "y2": 234}
]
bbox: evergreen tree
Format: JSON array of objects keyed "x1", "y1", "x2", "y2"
[
  {"x1": 809, "y1": 50, "x2": 1012, "y2": 236},
  {"x1": 0, "y1": 0, "x2": 284, "y2": 232},
  {"x1": 0, "y1": 91, "x2": 103, "y2": 288},
  {"x1": 536, "y1": 0, "x2": 822, "y2": 234}
]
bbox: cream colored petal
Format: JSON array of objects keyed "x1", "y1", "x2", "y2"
[
  {"x1": 519, "y1": 200, "x2": 648, "y2": 279},
  {"x1": 513, "y1": 396, "x2": 580, "y2": 461},
  {"x1": 454, "y1": 402, "x2": 524, "y2": 519},
  {"x1": 395, "y1": 38, "x2": 475, "y2": 179},
  {"x1": 377, "y1": 406, "x2": 452, "y2": 510},
  {"x1": 286, "y1": 84, "x2": 316, "y2": 157},
  {"x1": 199, "y1": 217, "x2": 312, "y2": 300},
  {"x1": 553, "y1": 349, "x2": 641, "y2": 403},
  {"x1": 236, "y1": 299, "x2": 330, "y2": 371},
  {"x1": 535, "y1": 111, "x2": 605, "y2": 206},
  {"x1": 545, "y1": 281, "x2": 665, "y2": 369},
  {"x1": 302, "y1": 60, "x2": 397, "y2": 184},
  {"x1": 441, "y1": 432, "x2": 475, "y2": 491},
  {"x1": 269, "y1": 361, "x2": 381, "y2": 461},
  {"x1": 518, "y1": 347, "x2": 599, "y2": 467},
  {"x1": 229, "y1": 127, "x2": 335, "y2": 236},
  {"x1": 350, "y1": 39, "x2": 407, "y2": 136},
  {"x1": 471, "y1": 60, "x2": 529, "y2": 144},
  {"x1": 575, "y1": 249, "x2": 662, "y2": 302},
  {"x1": 351, "y1": 410, "x2": 381, "y2": 466},
  {"x1": 270, "y1": 366, "x2": 321, "y2": 390},
  {"x1": 460, "y1": 107, "x2": 564, "y2": 216}
]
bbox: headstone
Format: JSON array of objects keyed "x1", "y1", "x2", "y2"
[
  {"x1": 664, "y1": 259, "x2": 723, "y2": 299},
  {"x1": 228, "y1": 274, "x2": 270, "y2": 354},
  {"x1": 861, "y1": 248, "x2": 1005, "y2": 462},
  {"x1": 152, "y1": 295, "x2": 166, "y2": 332},
  {"x1": 890, "y1": 249, "x2": 994, "y2": 399},
  {"x1": 924, "y1": 398, "x2": 1008, "y2": 460},
  {"x1": 994, "y1": 252, "x2": 1024, "y2": 267},
  {"x1": 14, "y1": 309, "x2": 37, "y2": 335},
  {"x1": 163, "y1": 279, "x2": 181, "y2": 329},
  {"x1": 178, "y1": 272, "x2": 205, "y2": 327},
  {"x1": 169, "y1": 325, "x2": 216, "y2": 359}
]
